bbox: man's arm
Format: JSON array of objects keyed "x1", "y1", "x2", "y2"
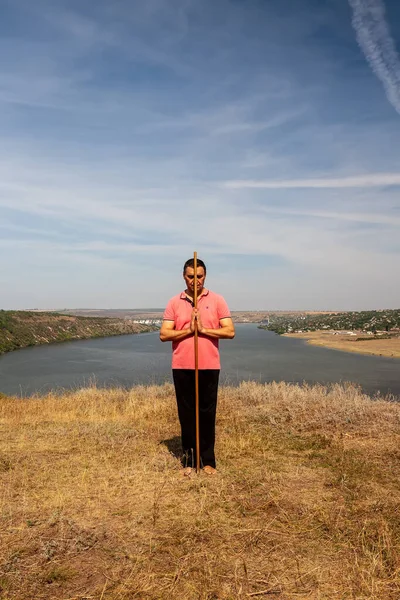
[
  {"x1": 197, "y1": 314, "x2": 235, "y2": 340},
  {"x1": 159, "y1": 319, "x2": 193, "y2": 342}
]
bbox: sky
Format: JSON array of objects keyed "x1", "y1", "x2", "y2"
[{"x1": 1, "y1": 0, "x2": 400, "y2": 311}]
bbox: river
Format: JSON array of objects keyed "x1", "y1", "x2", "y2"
[{"x1": 0, "y1": 324, "x2": 399, "y2": 399}]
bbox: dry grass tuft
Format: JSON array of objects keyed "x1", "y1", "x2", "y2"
[{"x1": 1, "y1": 382, "x2": 400, "y2": 599}]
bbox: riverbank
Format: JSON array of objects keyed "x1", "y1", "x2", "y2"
[
  {"x1": 0, "y1": 311, "x2": 157, "y2": 355},
  {"x1": 285, "y1": 330, "x2": 400, "y2": 358},
  {"x1": 1, "y1": 382, "x2": 399, "y2": 599}
]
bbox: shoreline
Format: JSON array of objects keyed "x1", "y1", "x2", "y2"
[
  {"x1": 0, "y1": 328, "x2": 158, "y2": 357},
  {"x1": 284, "y1": 330, "x2": 400, "y2": 358},
  {"x1": 0, "y1": 310, "x2": 158, "y2": 356}
]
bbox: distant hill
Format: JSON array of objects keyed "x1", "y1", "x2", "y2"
[
  {"x1": 48, "y1": 308, "x2": 165, "y2": 319},
  {"x1": 55, "y1": 308, "x2": 351, "y2": 324},
  {"x1": 44, "y1": 308, "x2": 277, "y2": 323},
  {"x1": 264, "y1": 309, "x2": 400, "y2": 335},
  {"x1": 0, "y1": 311, "x2": 157, "y2": 355}
]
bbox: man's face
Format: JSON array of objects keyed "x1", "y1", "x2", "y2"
[{"x1": 183, "y1": 266, "x2": 206, "y2": 295}]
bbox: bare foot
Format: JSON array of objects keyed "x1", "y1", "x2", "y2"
[
  {"x1": 182, "y1": 467, "x2": 192, "y2": 477},
  {"x1": 203, "y1": 465, "x2": 217, "y2": 475}
]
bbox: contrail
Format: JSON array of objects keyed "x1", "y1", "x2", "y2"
[{"x1": 348, "y1": 0, "x2": 400, "y2": 114}]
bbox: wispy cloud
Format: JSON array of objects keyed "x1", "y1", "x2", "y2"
[
  {"x1": 223, "y1": 173, "x2": 400, "y2": 189},
  {"x1": 256, "y1": 206, "x2": 400, "y2": 226},
  {"x1": 349, "y1": 0, "x2": 400, "y2": 115}
]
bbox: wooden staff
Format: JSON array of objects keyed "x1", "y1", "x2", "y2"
[{"x1": 193, "y1": 251, "x2": 200, "y2": 473}]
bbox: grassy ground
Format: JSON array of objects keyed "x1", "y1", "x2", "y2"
[
  {"x1": 285, "y1": 331, "x2": 400, "y2": 358},
  {"x1": 1, "y1": 382, "x2": 400, "y2": 599}
]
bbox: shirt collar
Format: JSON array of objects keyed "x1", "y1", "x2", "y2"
[{"x1": 180, "y1": 288, "x2": 209, "y2": 300}]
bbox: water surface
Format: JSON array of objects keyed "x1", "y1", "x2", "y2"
[{"x1": 0, "y1": 324, "x2": 399, "y2": 398}]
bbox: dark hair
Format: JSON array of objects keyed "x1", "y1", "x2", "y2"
[{"x1": 183, "y1": 258, "x2": 206, "y2": 274}]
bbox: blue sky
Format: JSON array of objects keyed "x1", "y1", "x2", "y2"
[{"x1": 1, "y1": 0, "x2": 400, "y2": 310}]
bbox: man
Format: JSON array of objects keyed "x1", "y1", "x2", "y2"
[{"x1": 160, "y1": 258, "x2": 235, "y2": 476}]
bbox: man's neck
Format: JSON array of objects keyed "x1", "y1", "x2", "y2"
[{"x1": 185, "y1": 287, "x2": 206, "y2": 300}]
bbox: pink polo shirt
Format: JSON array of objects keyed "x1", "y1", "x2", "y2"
[{"x1": 163, "y1": 289, "x2": 231, "y2": 370}]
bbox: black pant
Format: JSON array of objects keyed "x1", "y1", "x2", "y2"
[{"x1": 172, "y1": 369, "x2": 220, "y2": 468}]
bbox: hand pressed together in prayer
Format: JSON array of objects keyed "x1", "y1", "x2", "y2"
[{"x1": 190, "y1": 308, "x2": 205, "y2": 334}]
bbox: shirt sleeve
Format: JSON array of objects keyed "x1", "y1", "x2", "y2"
[
  {"x1": 163, "y1": 298, "x2": 176, "y2": 321},
  {"x1": 217, "y1": 295, "x2": 231, "y2": 320}
]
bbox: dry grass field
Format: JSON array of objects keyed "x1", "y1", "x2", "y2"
[
  {"x1": 1, "y1": 382, "x2": 400, "y2": 599},
  {"x1": 285, "y1": 331, "x2": 400, "y2": 359}
]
